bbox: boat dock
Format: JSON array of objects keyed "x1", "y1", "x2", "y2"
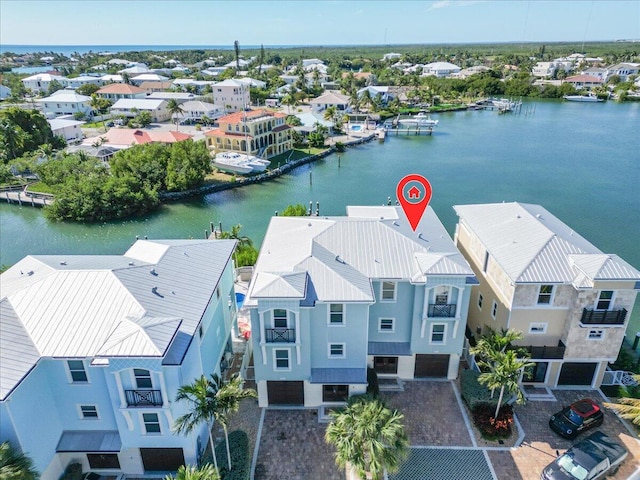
[{"x1": 0, "y1": 187, "x2": 54, "y2": 207}]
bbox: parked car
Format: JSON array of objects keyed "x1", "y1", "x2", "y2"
[
  {"x1": 549, "y1": 398, "x2": 604, "y2": 439},
  {"x1": 541, "y1": 431, "x2": 627, "y2": 480}
]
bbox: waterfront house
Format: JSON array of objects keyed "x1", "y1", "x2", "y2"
[
  {"x1": 110, "y1": 99, "x2": 170, "y2": 122},
  {"x1": 37, "y1": 89, "x2": 92, "y2": 119},
  {"x1": 83, "y1": 128, "x2": 192, "y2": 150},
  {"x1": 580, "y1": 67, "x2": 607, "y2": 82},
  {"x1": 563, "y1": 75, "x2": 604, "y2": 91},
  {"x1": 96, "y1": 83, "x2": 148, "y2": 101},
  {"x1": 211, "y1": 79, "x2": 250, "y2": 112},
  {"x1": 0, "y1": 239, "x2": 238, "y2": 479},
  {"x1": 244, "y1": 206, "x2": 475, "y2": 407},
  {"x1": 309, "y1": 91, "x2": 350, "y2": 113},
  {"x1": 21, "y1": 72, "x2": 66, "y2": 94},
  {"x1": 605, "y1": 63, "x2": 640, "y2": 82},
  {"x1": 357, "y1": 86, "x2": 392, "y2": 104},
  {"x1": 453, "y1": 202, "x2": 640, "y2": 389},
  {"x1": 48, "y1": 118, "x2": 84, "y2": 143},
  {"x1": 204, "y1": 108, "x2": 293, "y2": 158}
]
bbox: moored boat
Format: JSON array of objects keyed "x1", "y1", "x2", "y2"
[
  {"x1": 563, "y1": 93, "x2": 604, "y2": 102},
  {"x1": 212, "y1": 152, "x2": 270, "y2": 175},
  {"x1": 398, "y1": 112, "x2": 439, "y2": 127}
]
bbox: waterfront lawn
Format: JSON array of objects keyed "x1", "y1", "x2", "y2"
[
  {"x1": 269, "y1": 147, "x2": 327, "y2": 168},
  {"x1": 25, "y1": 182, "x2": 56, "y2": 194}
]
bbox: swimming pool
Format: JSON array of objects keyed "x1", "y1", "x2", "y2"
[{"x1": 350, "y1": 125, "x2": 362, "y2": 131}]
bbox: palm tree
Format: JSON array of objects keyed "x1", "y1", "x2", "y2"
[
  {"x1": 604, "y1": 375, "x2": 640, "y2": 425},
  {"x1": 165, "y1": 464, "x2": 219, "y2": 480},
  {"x1": 214, "y1": 375, "x2": 257, "y2": 470},
  {"x1": 166, "y1": 99, "x2": 185, "y2": 131},
  {"x1": 234, "y1": 40, "x2": 240, "y2": 70},
  {"x1": 0, "y1": 442, "x2": 38, "y2": 480},
  {"x1": 173, "y1": 375, "x2": 221, "y2": 472},
  {"x1": 476, "y1": 349, "x2": 534, "y2": 419},
  {"x1": 219, "y1": 224, "x2": 252, "y2": 248},
  {"x1": 325, "y1": 396, "x2": 408, "y2": 480}
]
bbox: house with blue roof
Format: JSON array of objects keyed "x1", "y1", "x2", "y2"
[
  {"x1": 244, "y1": 206, "x2": 476, "y2": 407},
  {"x1": 0, "y1": 239, "x2": 238, "y2": 479}
]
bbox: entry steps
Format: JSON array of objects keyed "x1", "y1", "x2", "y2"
[
  {"x1": 522, "y1": 385, "x2": 557, "y2": 401},
  {"x1": 378, "y1": 377, "x2": 405, "y2": 392}
]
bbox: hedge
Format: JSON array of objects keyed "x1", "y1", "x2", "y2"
[
  {"x1": 460, "y1": 369, "x2": 498, "y2": 410},
  {"x1": 215, "y1": 430, "x2": 250, "y2": 480}
]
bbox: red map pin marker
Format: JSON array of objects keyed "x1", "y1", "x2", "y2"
[{"x1": 396, "y1": 174, "x2": 433, "y2": 231}]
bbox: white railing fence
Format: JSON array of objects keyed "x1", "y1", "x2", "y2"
[{"x1": 601, "y1": 369, "x2": 638, "y2": 386}]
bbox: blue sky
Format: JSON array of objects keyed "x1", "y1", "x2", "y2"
[{"x1": 1, "y1": 0, "x2": 639, "y2": 46}]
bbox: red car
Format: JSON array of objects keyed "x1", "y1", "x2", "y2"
[{"x1": 549, "y1": 398, "x2": 604, "y2": 439}]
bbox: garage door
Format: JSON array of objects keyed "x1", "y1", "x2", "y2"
[
  {"x1": 140, "y1": 448, "x2": 184, "y2": 471},
  {"x1": 414, "y1": 354, "x2": 449, "y2": 378},
  {"x1": 267, "y1": 381, "x2": 304, "y2": 405},
  {"x1": 558, "y1": 362, "x2": 597, "y2": 386}
]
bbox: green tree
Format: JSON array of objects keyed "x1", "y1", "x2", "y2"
[
  {"x1": 0, "y1": 118, "x2": 26, "y2": 162},
  {"x1": 110, "y1": 142, "x2": 170, "y2": 190},
  {"x1": 173, "y1": 375, "x2": 221, "y2": 472},
  {"x1": 0, "y1": 441, "x2": 38, "y2": 480},
  {"x1": 325, "y1": 396, "x2": 408, "y2": 480},
  {"x1": 46, "y1": 79, "x2": 63, "y2": 96},
  {"x1": 134, "y1": 111, "x2": 152, "y2": 127},
  {"x1": 604, "y1": 375, "x2": 640, "y2": 426},
  {"x1": 213, "y1": 375, "x2": 257, "y2": 470},
  {"x1": 166, "y1": 99, "x2": 185, "y2": 131},
  {"x1": 165, "y1": 140, "x2": 211, "y2": 191},
  {"x1": 282, "y1": 203, "x2": 308, "y2": 216},
  {"x1": 76, "y1": 83, "x2": 100, "y2": 96},
  {"x1": 234, "y1": 40, "x2": 241, "y2": 70},
  {"x1": 164, "y1": 464, "x2": 219, "y2": 480}
]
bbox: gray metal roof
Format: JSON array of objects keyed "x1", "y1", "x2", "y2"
[
  {"x1": 0, "y1": 239, "x2": 235, "y2": 400},
  {"x1": 454, "y1": 202, "x2": 640, "y2": 284},
  {"x1": 56, "y1": 430, "x2": 121, "y2": 452},
  {"x1": 310, "y1": 368, "x2": 367, "y2": 384},
  {"x1": 246, "y1": 206, "x2": 471, "y2": 305},
  {"x1": 368, "y1": 342, "x2": 412, "y2": 356}
]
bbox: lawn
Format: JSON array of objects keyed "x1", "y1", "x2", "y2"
[{"x1": 269, "y1": 147, "x2": 327, "y2": 168}]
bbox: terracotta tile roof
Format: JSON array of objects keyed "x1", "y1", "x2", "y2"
[
  {"x1": 97, "y1": 83, "x2": 146, "y2": 94},
  {"x1": 204, "y1": 128, "x2": 254, "y2": 139},
  {"x1": 88, "y1": 128, "x2": 191, "y2": 147},
  {"x1": 564, "y1": 75, "x2": 603, "y2": 83},
  {"x1": 218, "y1": 109, "x2": 286, "y2": 124}
]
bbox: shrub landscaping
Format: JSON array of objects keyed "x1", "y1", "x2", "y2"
[
  {"x1": 215, "y1": 430, "x2": 250, "y2": 480},
  {"x1": 472, "y1": 403, "x2": 514, "y2": 439}
]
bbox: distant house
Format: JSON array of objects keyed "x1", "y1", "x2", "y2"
[
  {"x1": 37, "y1": 89, "x2": 92, "y2": 118},
  {"x1": 223, "y1": 58, "x2": 251, "y2": 69},
  {"x1": 110, "y1": 98, "x2": 170, "y2": 122},
  {"x1": 244, "y1": 206, "x2": 475, "y2": 407},
  {"x1": 139, "y1": 80, "x2": 175, "y2": 93},
  {"x1": 532, "y1": 62, "x2": 559, "y2": 78},
  {"x1": 309, "y1": 91, "x2": 350, "y2": 112},
  {"x1": 147, "y1": 92, "x2": 202, "y2": 104},
  {"x1": 0, "y1": 85, "x2": 11, "y2": 100},
  {"x1": 382, "y1": 53, "x2": 402, "y2": 61},
  {"x1": 452, "y1": 66, "x2": 490, "y2": 79},
  {"x1": 605, "y1": 63, "x2": 640, "y2": 82},
  {"x1": 118, "y1": 64, "x2": 149, "y2": 75},
  {"x1": 21, "y1": 72, "x2": 66, "y2": 94},
  {"x1": 205, "y1": 109, "x2": 293, "y2": 158},
  {"x1": 212, "y1": 79, "x2": 250, "y2": 112},
  {"x1": 84, "y1": 128, "x2": 192, "y2": 150},
  {"x1": 563, "y1": 75, "x2": 604, "y2": 91},
  {"x1": 357, "y1": 86, "x2": 392, "y2": 103},
  {"x1": 130, "y1": 73, "x2": 170, "y2": 86},
  {"x1": 48, "y1": 118, "x2": 84, "y2": 143},
  {"x1": 581, "y1": 67, "x2": 607, "y2": 81},
  {"x1": 100, "y1": 74, "x2": 124, "y2": 83},
  {"x1": 62, "y1": 75, "x2": 104, "y2": 90},
  {"x1": 236, "y1": 77, "x2": 267, "y2": 89},
  {"x1": 178, "y1": 101, "x2": 225, "y2": 123},
  {"x1": 173, "y1": 79, "x2": 216, "y2": 94},
  {"x1": 96, "y1": 83, "x2": 148, "y2": 101},
  {"x1": 0, "y1": 239, "x2": 239, "y2": 479},
  {"x1": 422, "y1": 62, "x2": 461, "y2": 77}
]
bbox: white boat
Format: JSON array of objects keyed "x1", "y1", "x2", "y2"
[
  {"x1": 376, "y1": 128, "x2": 386, "y2": 140},
  {"x1": 563, "y1": 94, "x2": 603, "y2": 102},
  {"x1": 490, "y1": 97, "x2": 522, "y2": 112},
  {"x1": 398, "y1": 112, "x2": 439, "y2": 128},
  {"x1": 212, "y1": 152, "x2": 270, "y2": 175}
]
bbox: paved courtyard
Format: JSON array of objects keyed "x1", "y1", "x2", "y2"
[{"x1": 235, "y1": 382, "x2": 639, "y2": 480}]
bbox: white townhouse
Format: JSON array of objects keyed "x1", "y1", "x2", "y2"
[
  {"x1": 21, "y1": 73, "x2": 66, "y2": 94},
  {"x1": 0, "y1": 239, "x2": 239, "y2": 479},
  {"x1": 48, "y1": 118, "x2": 84, "y2": 143},
  {"x1": 244, "y1": 206, "x2": 476, "y2": 407},
  {"x1": 605, "y1": 63, "x2": 640, "y2": 82},
  {"x1": 62, "y1": 75, "x2": 104, "y2": 90},
  {"x1": 110, "y1": 99, "x2": 171, "y2": 122},
  {"x1": 454, "y1": 202, "x2": 640, "y2": 389},
  {"x1": 211, "y1": 79, "x2": 250, "y2": 112},
  {"x1": 178, "y1": 101, "x2": 225, "y2": 123},
  {"x1": 37, "y1": 89, "x2": 93, "y2": 118},
  {"x1": 422, "y1": 62, "x2": 461, "y2": 77}
]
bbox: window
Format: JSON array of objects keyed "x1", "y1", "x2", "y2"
[
  {"x1": 434, "y1": 286, "x2": 450, "y2": 305},
  {"x1": 329, "y1": 343, "x2": 345, "y2": 358},
  {"x1": 588, "y1": 329, "x2": 605, "y2": 340},
  {"x1": 273, "y1": 309, "x2": 288, "y2": 328},
  {"x1": 274, "y1": 349, "x2": 290, "y2": 370},
  {"x1": 381, "y1": 281, "x2": 396, "y2": 301},
  {"x1": 430, "y1": 324, "x2": 446, "y2": 343},
  {"x1": 379, "y1": 318, "x2": 395, "y2": 332},
  {"x1": 80, "y1": 405, "x2": 98, "y2": 419},
  {"x1": 491, "y1": 301, "x2": 498, "y2": 319},
  {"x1": 477, "y1": 293, "x2": 483, "y2": 310},
  {"x1": 67, "y1": 360, "x2": 88, "y2": 383},
  {"x1": 143, "y1": 413, "x2": 161, "y2": 433},
  {"x1": 329, "y1": 304, "x2": 344, "y2": 325},
  {"x1": 87, "y1": 454, "x2": 120, "y2": 469},
  {"x1": 323, "y1": 385, "x2": 348, "y2": 402},
  {"x1": 529, "y1": 323, "x2": 548, "y2": 334},
  {"x1": 596, "y1": 291, "x2": 614, "y2": 310},
  {"x1": 537, "y1": 285, "x2": 554, "y2": 305},
  {"x1": 134, "y1": 369, "x2": 152, "y2": 389}
]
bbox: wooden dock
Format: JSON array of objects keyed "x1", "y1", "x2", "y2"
[{"x1": 1, "y1": 188, "x2": 54, "y2": 207}]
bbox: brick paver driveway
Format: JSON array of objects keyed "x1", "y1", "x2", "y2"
[{"x1": 489, "y1": 390, "x2": 640, "y2": 480}]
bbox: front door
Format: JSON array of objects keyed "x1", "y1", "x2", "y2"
[
  {"x1": 140, "y1": 448, "x2": 185, "y2": 471},
  {"x1": 414, "y1": 354, "x2": 449, "y2": 378},
  {"x1": 373, "y1": 356, "x2": 398, "y2": 374}
]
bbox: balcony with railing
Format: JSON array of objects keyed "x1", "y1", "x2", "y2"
[
  {"x1": 580, "y1": 308, "x2": 627, "y2": 325},
  {"x1": 264, "y1": 328, "x2": 296, "y2": 343},
  {"x1": 518, "y1": 341, "x2": 566, "y2": 360},
  {"x1": 125, "y1": 389, "x2": 163, "y2": 407},
  {"x1": 428, "y1": 303, "x2": 457, "y2": 318}
]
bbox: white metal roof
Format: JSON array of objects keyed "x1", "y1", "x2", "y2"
[
  {"x1": 0, "y1": 239, "x2": 235, "y2": 400},
  {"x1": 38, "y1": 90, "x2": 91, "y2": 103},
  {"x1": 111, "y1": 98, "x2": 167, "y2": 110},
  {"x1": 245, "y1": 206, "x2": 473, "y2": 306},
  {"x1": 453, "y1": 202, "x2": 640, "y2": 284}
]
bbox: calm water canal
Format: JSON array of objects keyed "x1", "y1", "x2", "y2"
[{"x1": 2, "y1": 99, "x2": 639, "y2": 331}]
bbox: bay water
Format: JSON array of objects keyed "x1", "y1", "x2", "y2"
[{"x1": 1, "y1": 99, "x2": 639, "y2": 332}]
